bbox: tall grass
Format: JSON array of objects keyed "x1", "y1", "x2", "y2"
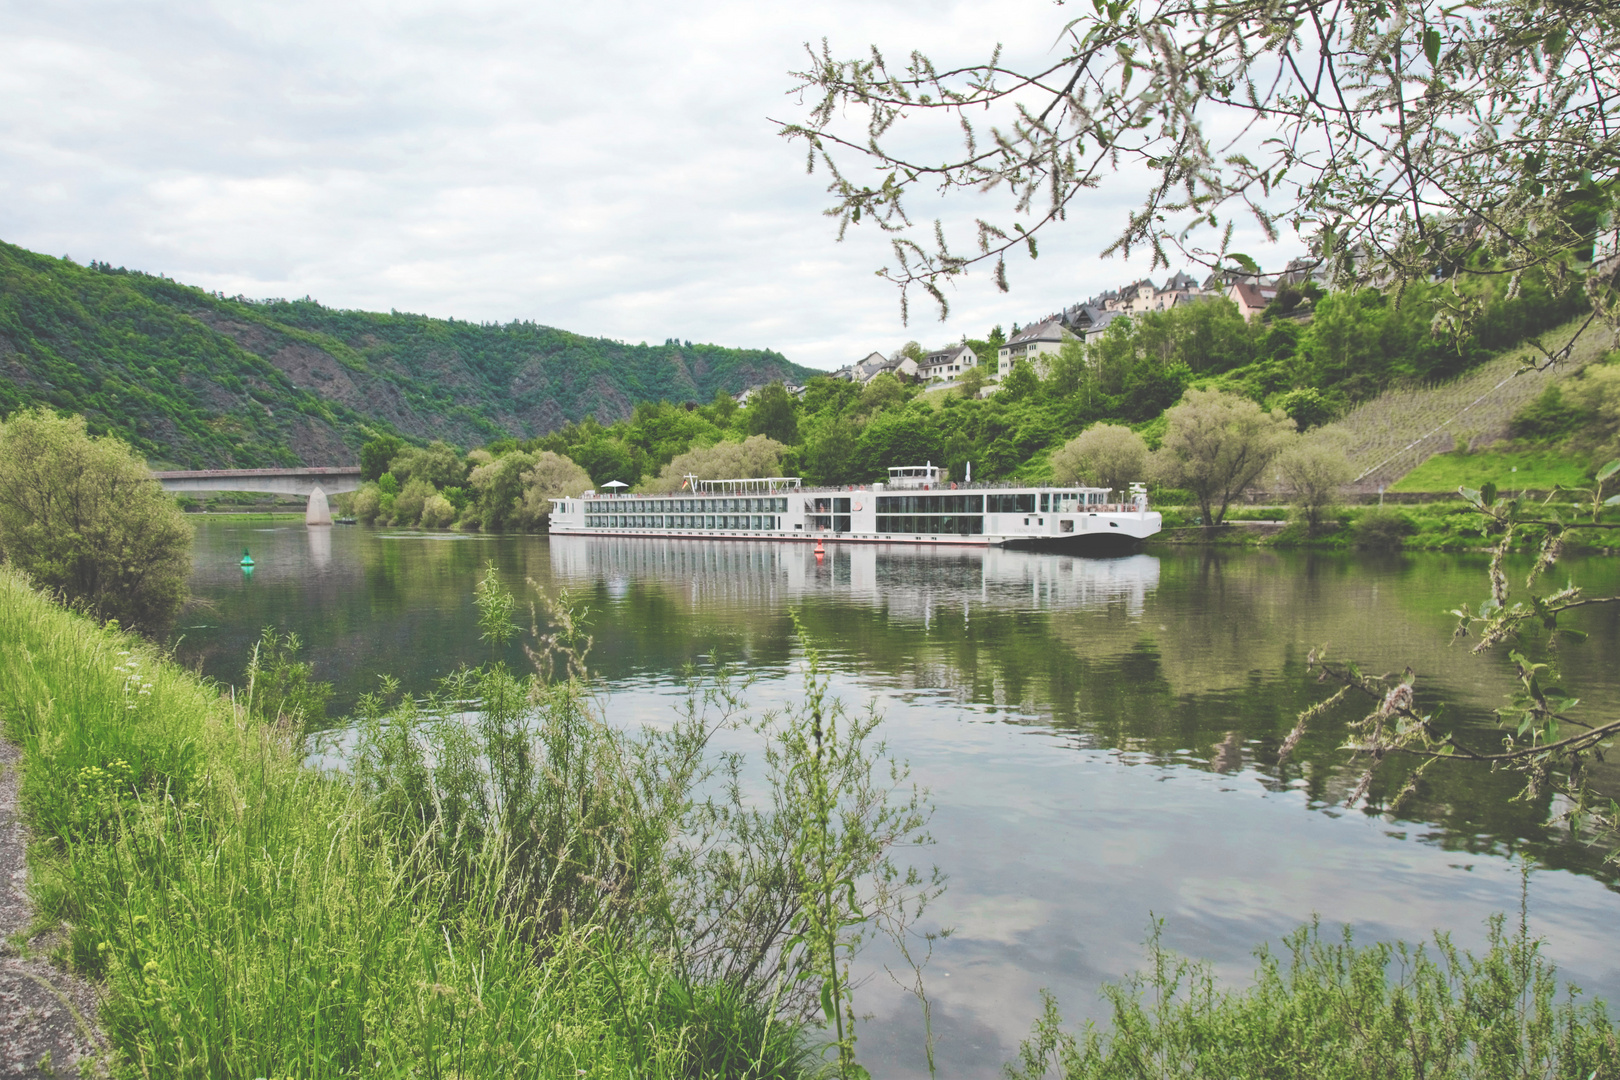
[
  {"x1": 0, "y1": 565, "x2": 806, "y2": 1078},
  {"x1": 1010, "y1": 910, "x2": 1620, "y2": 1080}
]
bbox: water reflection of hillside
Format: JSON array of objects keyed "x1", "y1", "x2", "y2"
[{"x1": 547, "y1": 537, "x2": 1160, "y2": 619}]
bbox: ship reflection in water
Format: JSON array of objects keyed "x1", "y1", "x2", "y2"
[{"x1": 548, "y1": 535, "x2": 1159, "y2": 619}]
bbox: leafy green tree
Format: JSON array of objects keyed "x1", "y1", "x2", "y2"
[
  {"x1": 623, "y1": 401, "x2": 723, "y2": 474},
  {"x1": 1152, "y1": 389, "x2": 1296, "y2": 527},
  {"x1": 350, "y1": 483, "x2": 383, "y2": 524},
  {"x1": 571, "y1": 438, "x2": 639, "y2": 489},
  {"x1": 1276, "y1": 432, "x2": 1354, "y2": 534},
  {"x1": 803, "y1": 416, "x2": 863, "y2": 486},
  {"x1": 1049, "y1": 424, "x2": 1150, "y2": 492},
  {"x1": 853, "y1": 409, "x2": 944, "y2": 480},
  {"x1": 997, "y1": 359, "x2": 1039, "y2": 403},
  {"x1": 1086, "y1": 319, "x2": 1138, "y2": 396},
  {"x1": 799, "y1": 375, "x2": 860, "y2": 422},
  {"x1": 391, "y1": 440, "x2": 466, "y2": 489},
  {"x1": 419, "y1": 493, "x2": 457, "y2": 528},
  {"x1": 0, "y1": 409, "x2": 191, "y2": 629},
  {"x1": 392, "y1": 477, "x2": 436, "y2": 526},
  {"x1": 643, "y1": 435, "x2": 788, "y2": 492},
  {"x1": 1042, "y1": 341, "x2": 1089, "y2": 399},
  {"x1": 1277, "y1": 388, "x2": 1335, "y2": 432},
  {"x1": 466, "y1": 451, "x2": 538, "y2": 531},
  {"x1": 856, "y1": 373, "x2": 909, "y2": 417},
  {"x1": 517, "y1": 451, "x2": 593, "y2": 528},
  {"x1": 958, "y1": 367, "x2": 986, "y2": 399},
  {"x1": 1121, "y1": 361, "x2": 1191, "y2": 423},
  {"x1": 704, "y1": 388, "x2": 739, "y2": 428},
  {"x1": 360, "y1": 435, "x2": 406, "y2": 481},
  {"x1": 745, "y1": 383, "x2": 800, "y2": 445}
]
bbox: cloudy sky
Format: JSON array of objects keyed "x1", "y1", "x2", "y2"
[{"x1": 0, "y1": 0, "x2": 1301, "y2": 370}]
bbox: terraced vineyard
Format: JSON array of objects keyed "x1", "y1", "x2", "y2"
[{"x1": 1321, "y1": 316, "x2": 1619, "y2": 491}]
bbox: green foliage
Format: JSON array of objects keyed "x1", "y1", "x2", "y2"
[
  {"x1": 466, "y1": 450, "x2": 537, "y2": 531},
  {"x1": 1009, "y1": 910, "x2": 1619, "y2": 1080},
  {"x1": 1277, "y1": 433, "x2": 1353, "y2": 534},
  {"x1": 642, "y1": 435, "x2": 788, "y2": 493},
  {"x1": 746, "y1": 383, "x2": 800, "y2": 445},
  {"x1": 853, "y1": 408, "x2": 944, "y2": 481},
  {"x1": 1153, "y1": 389, "x2": 1297, "y2": 527},
  {"x1": 998, "y1": 359, "x2": 1039, "y2": 402},
  {"x1": 0, "y1": 408, "x2": 192, "y2": 629},
  {"x1": 1050, "y1": 424, "x2": 1149, "y2": 491},
  {"x1": 0, "y1": 242, "x2": 813, "y2": 467},
  {"x1": 390, "y1": 440, "x2": 467, "y2": 488},
  {"x1": 1277, "y1": 387, "x2": 1335, "y2": 431},
  {"x1": 360, "y1": 434, "x2": 405, "y2": 481},
  {"x1": 243, "y1": 627, "x2": 332, "y2": 731},
  {"x1": 1352, "y1": 507, "x2": 1417, "y2": 550},
  {"x1": 569, "y1": 436, "x2": 640, "y2": 489}
]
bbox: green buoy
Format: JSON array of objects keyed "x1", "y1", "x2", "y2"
[{"x1": 240, "y1": 547, "x2": 255, "y2": 568}]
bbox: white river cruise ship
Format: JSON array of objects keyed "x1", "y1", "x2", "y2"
[{"x1": 548, "y1": 464, "x2": 1161, "y2": 553}]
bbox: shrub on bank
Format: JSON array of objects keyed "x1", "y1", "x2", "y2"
[
  {"x1": 1352, "y1": 507, "x2": 1419, "y2": 550},
  {"x1": 0, "y1": 409, "x2": 192, "y2": 629}
]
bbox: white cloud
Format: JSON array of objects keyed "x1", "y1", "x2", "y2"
[{"x1": 0, "y1": 0, "x2": 1303, "y2": 370}]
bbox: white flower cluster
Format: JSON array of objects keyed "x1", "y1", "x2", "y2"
[{"x1": 113, "y1": 650, "x2": 154, "y2": 709}]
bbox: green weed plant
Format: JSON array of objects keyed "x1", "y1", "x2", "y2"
[{"x1": 1009, "y1": 902, "x2": 1618, "y2": 1080}]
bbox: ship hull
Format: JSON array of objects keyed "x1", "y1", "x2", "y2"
[{"x1": 995, "y1": 532, "x2": 1146, "y2": 555}]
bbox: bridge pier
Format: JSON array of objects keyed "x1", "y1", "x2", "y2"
[{"x1": 306, "y1": 485, "x2": 332, "y2": 526}]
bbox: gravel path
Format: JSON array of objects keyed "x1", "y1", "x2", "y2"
[{"x1": 0, "y1": 741, "x2": 109, "y2": 1078}]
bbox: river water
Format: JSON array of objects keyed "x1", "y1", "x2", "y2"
[{"x1": 178, "y1": 520, "x2": 1620, "y2": 1077}]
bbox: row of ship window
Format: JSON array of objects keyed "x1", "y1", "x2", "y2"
[
  {"x1": 590, "y1": 497, "x2": 789, "y2": 513},
  {"x1": 581, "y1": 514, "x2": 987, "y2": 535},
  {"x1": 873, "y1": 493, "x2": 1101, "y2": 514},
  {"x1": 588, "y1": 515, "x2": 781, "y2": 530},
  {"x1": 876, "y1": 515, "x2": 984, "y2": 535}
]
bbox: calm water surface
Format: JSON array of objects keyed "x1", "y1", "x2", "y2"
[{"x1": 179, "y1": 520, "x2": 1620, "y2": 1078}]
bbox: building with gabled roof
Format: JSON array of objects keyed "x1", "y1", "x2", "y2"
[
  {"x1": 1227, "y1": 280, "x2": 1280, "y2": 319},
  {"x1": 997, "y1": 318, "x2": 1078, "y2": 377},
  {"x1": 919, "y1": 344, "x2": 978, "y2": 382}
]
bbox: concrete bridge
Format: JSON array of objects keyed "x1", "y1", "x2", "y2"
[{"x1": 152, "y1": 467, "x2": 362, "y2": 525}]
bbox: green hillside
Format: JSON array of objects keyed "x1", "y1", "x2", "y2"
[{"x1": 0, "y1": 240, "x2": 814, "y2": 468}]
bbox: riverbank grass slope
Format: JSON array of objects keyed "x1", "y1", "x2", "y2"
[{"x1": 0, "y1": 568, "x2": 800, "y2": 1079}]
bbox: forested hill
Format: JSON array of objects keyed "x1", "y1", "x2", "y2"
[{"x1": 0, "y1": 240, "x2": 815, "y2": 468}]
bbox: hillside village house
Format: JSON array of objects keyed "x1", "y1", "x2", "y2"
[
  {"x1": 920, "y1": 344, "x2": 977, "y2": 381},
  {"x1": 820, "y1": 263, "x2": 1318, "y2": 391},
  {"x1": 1226, "y1": 279, "x2": 1281, "y2": 319},
  {"x1": 732, "y1": 382, "x2": 805, "y2": 404},
  {"x1": 997, "y1": 318, "x2": 1078, "y2": 377},
  {"x1": 831, "y1": 351, "x2": 919, "y2": 385}
]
